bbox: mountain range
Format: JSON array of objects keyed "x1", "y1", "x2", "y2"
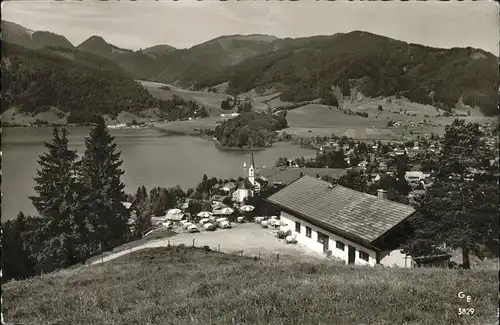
[{"x1": 1, "y1": 20, "x2": 498, "y2": 116}]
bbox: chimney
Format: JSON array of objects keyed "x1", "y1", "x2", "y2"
[{"x1": 377, "y1": 189, "x2": 388, "y2": 200}]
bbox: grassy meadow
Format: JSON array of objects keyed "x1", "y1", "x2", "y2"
[
  {"x1": 284, "y1": 97, "x2": 496, "y2": 141},
  {"x1": 3, "y1": 247, "x2": 497, "y2": 325}
]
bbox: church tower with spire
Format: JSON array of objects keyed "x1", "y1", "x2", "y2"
[{"x1": 248, "y1": 152, "x2": 255, "y2": 186}]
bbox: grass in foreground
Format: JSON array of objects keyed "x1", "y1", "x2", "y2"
[{"x1": 3, "y1": 247, "x2": 497, "y2": 325}]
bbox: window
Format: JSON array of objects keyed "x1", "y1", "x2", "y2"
[
  {"x1": 317, "y1": 232, "x2": 327, "y2": 243},
  {"x1": 359, "y1": 251, "x2": 369, "y2": 262},
  {"x1": 336, "y1": 241, "x2": 345, "y2": 251},
  {"x1": 295, "y1": 221, "x2": 301, "y2": 233},
  {"x1": 305, "y1": 226, "x2": 312, "y2": 238}
]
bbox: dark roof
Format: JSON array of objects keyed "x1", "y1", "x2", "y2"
[
  {"x1": 222, "y1": 182, "x2": 236, "y2": 189},
  {"x1": 266, "y1": 168, "x2": 347, "y2": 186},
  {"x1": 238, "y1": 178, "x2": 254, "y2": 190},
  {"x1": 211, "y1": 194, "x2": 229, "y2": 201},
  {"x1": 166, "y1": 213, "x2": 188, "y2": 221},
  {"x1": 266, "y1": 176, "x2": 415, "y2": 246}
]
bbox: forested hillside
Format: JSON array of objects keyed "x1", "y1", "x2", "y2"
[
  {"x1": 197, "y1": 31, "x2": 499, "y2": 116},
  {"x1": 1, "y1": 42, "x2": 156, "y2": 123},
  {"x1": 150, "y1": 34, "x2": 280, "y2": 87},
  {"x1": 76, "y1": 36, "x2": 163, "y2": 79},
  {"x1": 43, "y1": 45, "x2": 128, "y2": 75}
]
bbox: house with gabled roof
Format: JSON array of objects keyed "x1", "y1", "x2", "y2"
[{"x1": 266, "y1": 176, "x2": 416, "y2": 267}]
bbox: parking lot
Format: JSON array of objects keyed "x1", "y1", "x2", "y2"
[{"x1": 92, "y1": 223, "x2": 325, "y2": 265}]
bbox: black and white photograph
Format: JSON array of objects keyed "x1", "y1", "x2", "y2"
[{"x1": 1, "y1": 0, "x2": 499, "y2": 324}]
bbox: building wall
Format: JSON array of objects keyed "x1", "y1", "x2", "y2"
[
  {"x1": 280, "y1": 212, "x2": 377, "y2": 266},
  {"x1": 379, "y1": 249, "x2": 414, "y2": 268},
  {"x1": 233, "y1": 189, "x2": 251, "y2": 203}
]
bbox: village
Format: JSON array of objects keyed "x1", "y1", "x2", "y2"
[{"x1": 119, "y1": 121, "x2": 498, "y2": 269}]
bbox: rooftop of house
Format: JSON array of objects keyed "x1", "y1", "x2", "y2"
[
  {"x1": 211, "y1": 194, "x2": 229, "y2": 201},
  {"x1": 166, "y1": 213, "x2": 187, "y2": 221},
  {"x1": 237, "y1": 178, "x2": 254, "y2": 190},
  {"x1": 121, "y1": 202, "x2": 132, "y2": 210},
  {"x1": 406, "y1": 171, "x2": 424, "y2": 177},
  {"x1": 266, "y1": 176, "x2": 415, "y2": 247},
  {"x1": 266, "y1": 167, "x2": 347, "y2": 186},
  {"x1": 222, "y1": 182, "x2": 236, "y2": 189}
]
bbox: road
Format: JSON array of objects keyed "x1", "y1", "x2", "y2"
[{"x1": 89, "y1": 223, "x2": 325, "y2": 266}]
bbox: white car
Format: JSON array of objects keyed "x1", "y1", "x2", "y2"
[
  {"x1": 203, "y1": 223, "x2": 216, "y2": 231},
  {"x1": 187, "y1": 225, "x2": 199, "y2": 233}
]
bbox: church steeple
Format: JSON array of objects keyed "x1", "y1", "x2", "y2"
[{"x1": 248, "y1": 152, "x2": 255, "y2": 186}]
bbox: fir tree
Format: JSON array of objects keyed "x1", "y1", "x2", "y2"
[
  {"x1": 405, "y1": 120, "x2": 498, "y2": 268},
  {"x1": 30, "y1": 127, "x2": 78, "y2": 221},
  {"x1": 134, "y1": 185, "x2": 148, "y2": 205},
  {"x1": 29, "y1": 127, "x2": 83, "y2": 268},
  {"x1": 79, "y1": 116, "x2": 129, "y2": 250}
]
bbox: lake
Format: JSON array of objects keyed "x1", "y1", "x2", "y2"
[{"x1": 1, "y1": 127, "x2": 315, "y2": 221}]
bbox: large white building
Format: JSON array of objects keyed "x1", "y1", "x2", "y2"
[{"x1": 267, "y1": 176, "x2": 417, "y2": 267}]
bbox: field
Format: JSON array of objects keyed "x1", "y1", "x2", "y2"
[
  {"x1": 3, "y1": 242, "x2": 497, "y2": 325},
  {"x1": 140, "y1": 80, "x2": 229, "y2": 116},
  {"x1": 151, "y1": 117, "x2": 223, "y2": 135},
  {"x1": 284, "y1": 97, "x2": 496, "y2": 141}
]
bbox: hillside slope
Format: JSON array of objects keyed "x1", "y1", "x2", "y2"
[
  {"x1": 77, "y1": 36, "x2": 161, "y2": 79},
  {"x1": 1, "y1": 42, "x2": 156, "y2": 123},
  {"x1": 142, "y1": 44, "x2": 177, "y2": 57},
  {"x1": 150, "y1": 34, "x2": 282, "y2": 86},
  {"x1": 3, "y1": 247, "x2": 497, "y2": 325},
  {"x1": 1, "y1": 20, "x2": 75, "y2": 50},
  {"x1": 198, "y1": 31, "x2": 499, "y2": 116}
]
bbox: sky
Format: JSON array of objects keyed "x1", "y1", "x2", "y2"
[{"x1": 2, "y1": 0, "x2": 499, "y2": 55}]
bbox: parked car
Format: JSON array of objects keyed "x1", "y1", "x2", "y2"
[{"x1": 187, "y1": 225, "x2": 199, "y2": 233}]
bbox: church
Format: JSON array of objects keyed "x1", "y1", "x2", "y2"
[{"x1": 232, "y1": 152, "x2": 265, "y2": 203}]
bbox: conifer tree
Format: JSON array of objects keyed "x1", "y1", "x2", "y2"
[
  {"x1": 405, "y1": 120, "x2": 498, "y2": 268},
  {"x1": 29, "y1": 127, "x2": 82, "y2": 268},
  {"x1": 79, "y1": 116, "x2": 129, "y2": 250},
  {"x1": 30, "y1": 127, "x2": 78, "y2": 221}
]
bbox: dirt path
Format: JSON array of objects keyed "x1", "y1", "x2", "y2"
[{"x1": 89, "y1": 223, "x2": 325, "y2": 266}]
